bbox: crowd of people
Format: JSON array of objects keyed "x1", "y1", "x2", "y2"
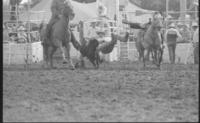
[
  {"x1": 3, "y1": 0, "x2": 199, "y2": 64},
  {"x1": 3, "y1": 22, "x2": 40, "y2": 43}
]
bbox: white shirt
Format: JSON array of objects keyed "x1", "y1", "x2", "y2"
[{"x1": 193, "y1": 27, "x2": 199, "y2": 43}]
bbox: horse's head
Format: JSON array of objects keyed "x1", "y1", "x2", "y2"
[
  {"x1": 62, "y1": 2, "x2": 75, "y2": 20},
  {"x1": 152, "y1": 13, "x2": 164, "y2": 32}
]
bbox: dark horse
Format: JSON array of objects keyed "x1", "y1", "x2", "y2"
[
  {"x1": 141, "y1": 16, "x2": 164, "y2": 68},
  {"x1": 39, "y1": 4, "x2": 75, "y2": 69},
  {"x1": 123, "y1": 15, "x2": 164, "y2": 68}
]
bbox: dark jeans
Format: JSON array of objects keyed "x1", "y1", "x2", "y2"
[
  {"x1": 194, "y1": 42, "x2": 199, "y2": 64},
  {"x1": 167, "y1": 43, "x2": 176, "y2": 64}
]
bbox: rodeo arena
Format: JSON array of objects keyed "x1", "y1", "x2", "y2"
[{"x1": 3, "y1": 0, "x2": 199, "y2": 122}]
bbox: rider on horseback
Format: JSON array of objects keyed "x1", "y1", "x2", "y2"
[{"x1": 46, "y1": 0, "x2": 72, "y2": 38}]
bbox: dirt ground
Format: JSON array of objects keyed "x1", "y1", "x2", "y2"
[{"x1": 3, "y1": 60, "x2": 199, "y2": 122}]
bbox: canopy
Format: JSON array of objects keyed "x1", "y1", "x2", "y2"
[
  {"x1": 123, "y1": 2, "x2": 155, "y2": 23},
  {"x1": 19, "y1": 0, "x2": 98, "y2": 23}
]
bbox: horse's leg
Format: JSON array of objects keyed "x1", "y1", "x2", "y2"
[
  {"x1": 151, "y1": 49, "x2": 156, "y2": 64},
  {"x1": 42, "y1": 43, "x2": 48, "y2": 68},
  {"x1": 89, "y1": 59, "x2": 97, "y2": 69},
  {"x1": 48, "y1": 46, "x2": 57, "y2": 69},
  {"x1": 146, "y1": 50, "x2": 150, "y2": 61},
  {"x1": 92, "y1": 50, "x2": 100, "y2": 69},
  {"x1": 144, "y1": 47, "x2": 152, "y2": 68},
  {"x1": 95, "y1": 51, "x2": 100, "y2": 69},
  {"x1": 140, "y1": 48, "x2": 144, "y2": 61},
  {"x1": 61, "y1": 46, "x2": 68, "y2": 64},
  {"x1": 143, "y1": 49, "x2": 149, "y2": 68},
  {"x1": 65, "y1": 43, "x2": 75, "y2": 70},
  {"x1": 44, "y1": 46, "x2": 50, "y2": 68}
]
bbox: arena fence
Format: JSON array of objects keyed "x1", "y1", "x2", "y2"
[{"x1": 3, "y1": 10, "x2": 45, "y2": 66}]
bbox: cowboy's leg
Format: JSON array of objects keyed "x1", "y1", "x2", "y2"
[
  {"x1": 173, "y1": 44, "x2": 176, "y2": 63},
  {"x1": 194, "y1": 43, "x2": 199, "y2": 64},
  {"x1": 168, "y1": 45, "x2": 173, "y2": 63}
]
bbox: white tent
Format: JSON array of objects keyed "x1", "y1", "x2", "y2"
[
  {"x1": 123, "y1": 2, "x2": 155, "y2": 23},
  {"x1": 19, "y1": 0, "x2": 98, "y2": 23}
]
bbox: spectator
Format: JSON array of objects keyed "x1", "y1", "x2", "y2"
[
  {"x1": 180, "y1": 24, "x2": 192, "y2": 43},
  {"x1": 165, "y1": 23, "x2": 182, "y2": 64},
  {"x1": 17, "y1": 25, "x2": 27, "y2": 43},
  {"x1": 177, "y1": 22, "x2": 184, "y2": 32},
  {"x1": 192, "y1": 27, "x2": 199, "y2": 64},
  {"x1": 87, "y1": 22, "x2": 98, "y2": 39},
  {"x1": 191, "y1": 22, "x2": 198, "y2": 39}
]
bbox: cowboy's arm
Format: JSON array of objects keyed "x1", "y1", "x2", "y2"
[{"x1": 175, "y1": 29, "x2": 182, "y2": 39}]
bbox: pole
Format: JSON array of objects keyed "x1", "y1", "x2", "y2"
[
  {"x1": 180, "y1": 0, "x2": 187, "y2": 20},
  {"x1": 166, "y1": 0, "x2": 169, "y2": 28},
  {"x1": 25, "y1": 0, "x2": 31, "y2": 69},
  {"x1": 115, "y1": 0, "x2": 120, "y2": 61},
  {"x1": 116, "y1": 0, "x2": 119, "y2": 28}
]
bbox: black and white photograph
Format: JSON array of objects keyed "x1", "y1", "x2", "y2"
[{"x1": 3, "y1": 0, "x2": 199, "y2": 122}]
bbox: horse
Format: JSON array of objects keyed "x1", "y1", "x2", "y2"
[
  {"x1": 141, "y1": 16, "x2": 164, "y2": 68},
  {"x1": 135, "y1": 23, "x2": 151, "y2": 61},
  {"x1": 39, "y1": 4, "x2": 75, "y2": 69}
]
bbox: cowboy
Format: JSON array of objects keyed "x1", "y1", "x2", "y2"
[
  {"x1": 17, "y1": 25, "x2": 27, "y2": 43},
  {"x1": 165, "y1": 23, "x2": 182, "y2": 64},
  {"x1": 87, "y1": 22, "x2": 98, "y2": 39},
  {"x1": 46, "y1": 0, "x2": 72, "y2": 38},
  {"x1": 180, "y1": 24, "x2": 192, "y2": 43},
  {"x1": 191, "y1": 22, "x2": 198, "y2": 39}
]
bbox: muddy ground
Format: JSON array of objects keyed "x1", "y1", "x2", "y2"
[{"x1": 3, "y1": 60, "x2": 199, "y2": 122}]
